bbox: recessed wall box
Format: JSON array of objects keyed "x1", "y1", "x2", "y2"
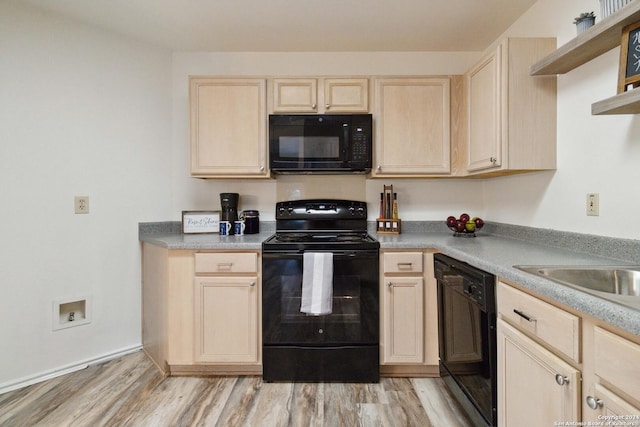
[{"x1": 53, "y1": 296, "x2": 92, "y2": 330}]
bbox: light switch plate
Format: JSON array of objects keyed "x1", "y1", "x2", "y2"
[{"x1": 587, "y1": 193, "x2": 599, "y2": 216}]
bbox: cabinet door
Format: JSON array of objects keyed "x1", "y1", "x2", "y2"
[
  {"x1": 194, "y1": 276, "x2": 259, "y2": 363},
  {"x1": 466, "y1": 44, "x2": 502, "y2": 172},
  {"x1": 498, "y1": 319, "x2": 581, "y2": 426},
  {"x1": 593, "y1": 326, "x2": 640, "y2": 402},
  {"x1": 382, "y1": 276, "x2": 424, "y2": 364},
  {"x1": 189, "y1": 78, "x2": 267, "y2": 177},
  {"x1": 466, "y1": 38, "x2": 556, "y2": 176},
  {"x1": 373, "y1": 77, "x2": 451, "y2": 176},
  {"x1": 272, "y1": 78, "x2": 318, "y2": 112},
  {"x1": 324, "y1": 78, "x2": 369, "y2": 112},
  {"x1": 583, "y1": 383, "x2": 640, "y2": 423}
]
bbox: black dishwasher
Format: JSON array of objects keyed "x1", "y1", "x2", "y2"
[{"x1": 434, "y1": 253, "x2": 497, "y2": 427}]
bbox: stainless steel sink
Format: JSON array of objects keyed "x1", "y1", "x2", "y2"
[{"x1": 513, "y1": 265, "x2": 640, "y2": 310}]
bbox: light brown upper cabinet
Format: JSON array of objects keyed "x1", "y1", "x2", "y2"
[
  {"x1": 372, "y1": 77, "x2": 451, "y2": 177},
  {"x1": 189, "y1": 77, "x2": 269, "y2": 178},
  {"x1": 271, "y1": 78, "x2": 369, "y2": 113},
  {"x1": 465, "y1": 38, "x2": 557, "y2": 176}
]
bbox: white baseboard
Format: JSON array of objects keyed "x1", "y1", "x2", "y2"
[{"x1": 0, "y1": 344, "x2": 143, "y2": 395}]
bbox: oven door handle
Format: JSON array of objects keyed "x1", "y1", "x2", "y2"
[
  {"x1": 264, "y1": 250, "x2": 378, "y2": 258},
  {"x1": 331, "y1": 251, "x2": 359, "y2": 257},
  {"x1": 314, "y1": 251, "x2": 378, "y2": 258}
]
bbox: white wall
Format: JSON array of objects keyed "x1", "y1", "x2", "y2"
[
  {"x1": 483, "y1": 0, "x2": 640, "y2": 239},
  {"x1": 0, "y1": 2, "x2": 172, "y2": 388}
]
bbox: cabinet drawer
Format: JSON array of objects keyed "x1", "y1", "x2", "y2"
[
  {"x1": 195, "y1": 252, "x2": 258, "y2": 274},
  {"x1": 497, "y1": 282, "x2": 580, "y2": 363},
  {"x1": 594, "y1": 327, "x2": 640, "y2": 401},
  {"x1": 383, "y1": 252, "x2": 423, "y2": 273}
]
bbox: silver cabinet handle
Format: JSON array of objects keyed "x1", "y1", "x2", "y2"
[
  {"x1": 249, "y1": 281, "x2": 256, "y2": 287},
  {"x1": 377, "y1": 165, "x2": 382, "y2": 171},
  {"x1": 311, "y1": 103, "x2": 317, "y2": 109},
  {"x1": 325, "y1": 103, "x2": 331, "y2": 109},
  {"x1": 387, "y1": 281, "x2": 393, "y2": 288},
  {"x1": 555, "y1": 374, "x2": 570, "y2": 386},
  {"x1": 490, "y1": 156, "x2": 497, "y2": 164},
  {"x1": 260, "y1": 166, "x2": 265, "y2": 171},
  {"x1": 217, "y1": 262, "x2": 233, "y2": 270},
  {"x1": 586, "y1": 395, "x2": 603, "y2": 410}
]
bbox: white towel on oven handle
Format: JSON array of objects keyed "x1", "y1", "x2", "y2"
[{"x1": 300, "y1": 252, "x2": 333, "y2": 315}]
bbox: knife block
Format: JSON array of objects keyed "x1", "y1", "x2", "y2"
[{"x1": 376, "y1": 218, "x2": 401, "y2": 234}]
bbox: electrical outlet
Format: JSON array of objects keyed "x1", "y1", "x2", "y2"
[
  {"x1": 74, "y1": 196, "x2": 90, "y2": 214},
  {"x1": 587, "y1": 193, "x2": 599, "y2": 216}
]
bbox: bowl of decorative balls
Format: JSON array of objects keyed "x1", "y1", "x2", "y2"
[{"x1": 446, "y1": 213, "x2": 484, "y2": 237}]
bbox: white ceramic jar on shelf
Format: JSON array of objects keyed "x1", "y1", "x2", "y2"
[{"x1": 600, "y1": 0, "x2": 633, "y2": 19}]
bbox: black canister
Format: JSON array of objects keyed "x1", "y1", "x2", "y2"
[{"x1": 242, "y1": 210, "x2": 260, "y2": 234}]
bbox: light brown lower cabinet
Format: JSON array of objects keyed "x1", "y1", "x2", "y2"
[
  {"x1": 498, "y1": 280, "x2": 640, "y2": 426},
  {"x1": 194, "y1": 276, "x2": 259, "y2": 364},
  {"x1": 382, "y1": 275, "x2": 424, "y2": 364},
  {"x1": 497, "y1": 319, "x2": 581, "y2": 425},
  {"x1": 141, "y1": 244, "x2": 261, "y2": 375},
  {"x1": 582, "y1": 326, "x2": 640, "y2": 422},
  {"x1": 380, "y1": 250, "x2": 439, "y2": 376},
  {"x1": 583, "y1": 383, "x2": 640, "y2": 422},
  {"x1": 193, "y1": 252, "x2": 260, "y2": 365}
]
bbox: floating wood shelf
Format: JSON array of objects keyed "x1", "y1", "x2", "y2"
[
  {"x1": 592, "y1": 87, "x2": 640, "y2": 114},
  {"x1": 530, "y1": 2, "x2": 640, "y2": 115},
  {"x1": 530, "y1": 1, "x2": 640, "y2": 76}
]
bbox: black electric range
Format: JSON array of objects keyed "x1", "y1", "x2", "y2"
[{"x1": 261, "y1": 199, "x2": 380, "y2": 382}]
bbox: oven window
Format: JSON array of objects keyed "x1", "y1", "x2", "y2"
[
  {"x1": 278, "y1": 136, "x2": 340, "y2": 159},
  {"x1": 262, "y1": 252, "x2": 379, "y2": 345},
  {"x1": 281, "y1": 274, "x2": 361, "y2": 323}
]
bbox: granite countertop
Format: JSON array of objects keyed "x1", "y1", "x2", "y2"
[
  {"x1": 140, "y1": 221, "x2": 640, "y2": 337},
  {"x1": 139, "y1": 229, "x2": 275, "y2": 250}
]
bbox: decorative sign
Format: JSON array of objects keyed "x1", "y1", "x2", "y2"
[
  {"x1": 182, "y1": 211, "x2": 220, "y2": 234},
  {"x1": 618, "y1": 21, "x2": 640, "y2": 93}
]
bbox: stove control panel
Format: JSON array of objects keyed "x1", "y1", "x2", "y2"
[
  {"x1": 348, "y1": 205, "x2": 366, "y2": 217},
  {"x1": 277, "y1": 205, "x2": 294, "y2": 216},
  {"x1": 275, "y1": 199, "x2": 367, "y2": 219}
]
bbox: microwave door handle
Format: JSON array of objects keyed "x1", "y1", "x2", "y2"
[{"x1": 343, "y1": 123, "x2": 350, "y2": 160}]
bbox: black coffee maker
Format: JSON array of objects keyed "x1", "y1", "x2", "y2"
[{"x1": 220, "y1": 193, "x2": 239, "y2": 234}]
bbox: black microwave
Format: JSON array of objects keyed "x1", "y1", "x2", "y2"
[{"x1": 269, "y1": 114, "x2": 372, "y2": 174}]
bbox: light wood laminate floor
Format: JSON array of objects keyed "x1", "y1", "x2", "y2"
[{"x1": 0, "y1": 351, "x2": 472, "y2": 426}]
